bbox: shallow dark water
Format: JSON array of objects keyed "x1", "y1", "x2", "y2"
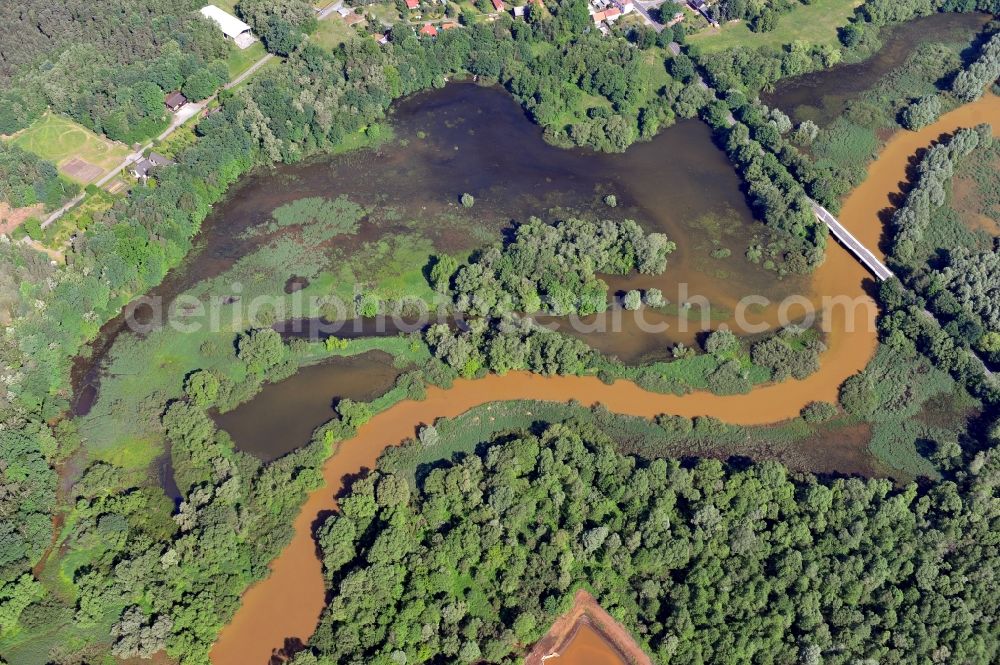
[
  {"x1": 74, "y1": 82, "x2": 828, "y2": 462},
  {"x1": 213, "y1": 351, "x2": 403, "y2": 461},
  {"x1": 764, "y1": 12, "x2": 991, "y2": 124},
  {"x1": 75, "y1": 81, "x2": 808, "y2": 409}
]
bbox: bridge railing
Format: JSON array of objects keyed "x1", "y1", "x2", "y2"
[{"x1": 809, "y1": 200, "x2": 894, "y2": 281}]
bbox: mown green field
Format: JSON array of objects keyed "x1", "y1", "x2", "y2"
[
  {"x1": 688, "y1": 0, "x2": 862, "y2": 53},
  {"x1": 11, "y1": 113, "x2": 128, "y2": 174},
  {"x1": 312, "y1": 16, "x2": 360, "y2": 51},
  {"x1": 226, "y1": 39, "x2": 268, "y2": 79}
]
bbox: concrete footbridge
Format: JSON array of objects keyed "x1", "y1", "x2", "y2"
[{"x1": 809, "y1": 200, "x2": 894, "y2": 281}]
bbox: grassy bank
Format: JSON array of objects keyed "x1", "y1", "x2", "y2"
[
  {"x1": 689, "y1": 0, "x2": 861, "y2": 53},
  {"x1": 377, "y1": 398, "x2": 879, "y2": 484}
]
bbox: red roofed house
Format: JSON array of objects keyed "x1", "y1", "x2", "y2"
[
  {"x1": 405, "y1": 0, "x2": 419, "y2": 9},
  {"x1": 419, "y1": 23, "x2": 438, "y2": 37},
  {"x1": 593, "y1": 6, "x2": 621, "y2": 23},
  {"x1": 440, "y1": 21, "x2": 460, "y2": 30},
  {"x1": 491, "y1": 0, "x2": 505, "y2": 11}
]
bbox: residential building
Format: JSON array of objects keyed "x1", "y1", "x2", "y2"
[
  {"x1": 688, "y1": 0, "x2": 718, "y2": 26},
  {"x1": 129, "y1": 152, "x2": 175, "y2": 181},
  {"x1": 419, "y1": 23, "x2": 438, "y2": 37},
  {"x1": 592, "y1": 6, "x2": 621, "y2": 24},
  {"x1": 164, "y1": 91, "x2": 188, "y2": 112}
]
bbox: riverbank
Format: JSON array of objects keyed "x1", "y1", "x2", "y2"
[
  {"x1": 211, "y1": 334, "x2": 873, "y2": 663},
  {"x1": 209, "y1": 93, "x2": 1000, "y2": 663},
  {"x1": 836, "y1": 92, "x2": 1000, "y2": 254}
]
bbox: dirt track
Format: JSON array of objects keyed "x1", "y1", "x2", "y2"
[{"x1": 0, "y1": 202, "x2": 44, "y2": 235}]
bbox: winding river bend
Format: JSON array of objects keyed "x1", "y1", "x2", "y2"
[{"x1": 210, "y1": 87, "x2": 1000, "y2": 665}]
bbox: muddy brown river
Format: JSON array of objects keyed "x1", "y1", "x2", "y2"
[{"x1": 209, "y1": 91, "x2": 1000, "y2": 664}]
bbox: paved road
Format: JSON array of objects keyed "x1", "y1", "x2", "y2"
[
  {"x1": 224, "y1": 52, "x2": 276, "y2": 90},
  {"x1": 316, "y1": 1, "x2": 345, "y2": 20},
  {"x1": 42, "y1": 52, "x2": 275, "y2": 230},
  {"x1": 633, "y1": 1, "x2": 666, "y2": 32},
  {"x1": 159, "y1": 102, "x2": 202, "y2": 140}
]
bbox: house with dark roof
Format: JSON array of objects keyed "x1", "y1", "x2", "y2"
[
  {"x1": 129, "y1": 152, "x2": 175, "y2": 181},
  {"x1": 688, "y1": 0, "x2": 717, "y2": 25},
  {"x1": 165, "y1": 91, "x2": 188, "y2": 112}
]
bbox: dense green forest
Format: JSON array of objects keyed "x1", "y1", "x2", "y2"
[
  {"x1": 938, "y1": 247, "x2": 1000, "y2": 331},
  {"x1": 953, "y1": 28, "x2": 1000, "y2": 100},
  {"x1": 0, "y1": 0, "x2": 318, "y2": 142},
  {"x1": 303, "y1": 422, "x2": 1000, "y2": 664},
  {"x1": 0, "y1": 144, "x2": 77, "y2": 210},
  {"x1": 2, "y1": 0, "x2": 1000, "y2": 662},
  {"x1": 877, "y1": 124, "x2": 1000, "y2": 398},
  {"x1": 449, "y1": 217, "x2": 674, "y2": 316},
  {"x1": 889, "y1": 125, "x2": 993, "y2": 263},
  {"x1": 0, "y1": 5, "x2": 688, "y2": 659},
  {"x1": 0, "y1": 1, "x2": 228, "y2": 142}
]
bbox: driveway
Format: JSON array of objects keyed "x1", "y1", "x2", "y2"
[{"x1": 316, "y1": 1, "x2": 345, "y2": 20}]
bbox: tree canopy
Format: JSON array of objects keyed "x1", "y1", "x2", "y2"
[
  {"x1": 451, "y1": 216, "x2": 674, "y2": 317},
  {"x1": 306, "y1": 422, "x2": 1000, "y2": 664}
]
